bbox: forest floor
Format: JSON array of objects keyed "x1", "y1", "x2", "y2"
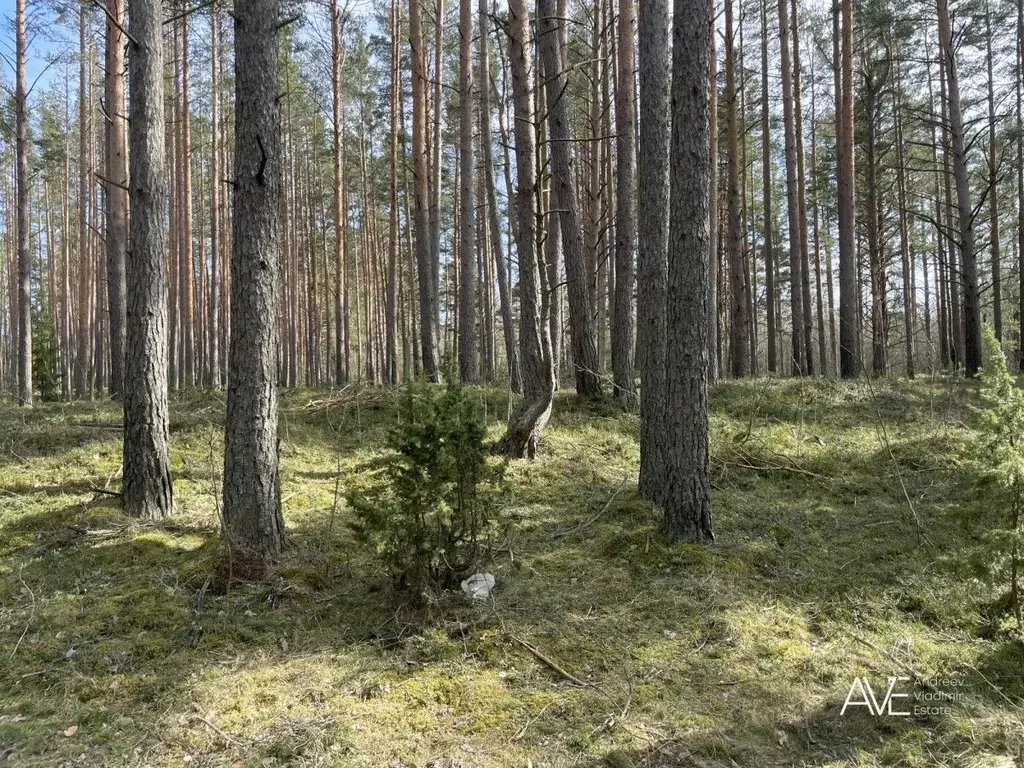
[{"x1": 1, "y1": 377, "x2": 1022, "y2": 767}]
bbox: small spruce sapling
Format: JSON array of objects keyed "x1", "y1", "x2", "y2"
[
  {"x1": 348, "y1": 381, "x2": 505, "y2": 599},
  {"x1": 973, "y1": 326, "x2": 1024, "y2": 633}
]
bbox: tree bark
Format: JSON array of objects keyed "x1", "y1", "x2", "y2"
[
  {"x1": 480, "y1": 0, "x2": 520, "y2": 393},
  {"x1": 837, "y1": 0, "x2": 858, "y2": 377},
  {"x1": 938, "y1": 0, "x2": 981, "y2": 376},
  {"x1": 637, "y1": 0, "x2": 671, "y2": 502},
  {"x1": 762, "y1": 0, "x2": 778, "y2": 373},
  {"x1": 777, "y1": 0, "x2": 805, "y2": 375},
  {"x1": 124, "y1": 0, "x2": 174, "y2": 520},
  {"x1": 410, "y1": 0, "x2": 440, "y2": 381},
  {"x1": 664, "y1": 0, "x2": 713, "y2": 542},
  {"x1": 612, "y1": 0, "x2": 637, "y2": 403},
  {"x1": 223, "y1": 0, "x2": 286, "y2": 561},
  {"x1": 725, "y1": 0, "x2": 749, "y2": 378},
  {"x1": 458, "y1": 0, "x2": 479, "y2": 383},
  {"x1": 537, "y1": 0, "x2": 601, "y2": 398},
  {"x1": 493, "y1": 0, "x2": 554, "y2": 458},
  {"x1": 15, "y1": 0, "x2": 31, "y2": 406}
]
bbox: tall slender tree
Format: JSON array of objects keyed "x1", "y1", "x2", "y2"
[
  {"x1": 123, "y1": 0, "x2": 174, "y2": 519},
  {"x1": 458, "y1": 0, "x2": 478, "y2": 382},
  {"x1": 494, "y1": 0, "x2": 554, "y2": 457},
  {"x1": 612, "y1": 0, "x2": 637, "y2": 404},
  {"x1": 538, "y1": 0, "x2": 601, "y2": 398},
  {"x1": 638, "y1": 0, "x2": 671, "y2": 501},
  {"x1": 223, "y1": 0, "x2": 286, "y2": 560},
  {"x1": 837, "y1": 0, "x2": 858, "y2": 377},
  {"x1": 15, "y1": 0, "x2": 31, "y2": 406},
  {"x1": 663, "y1": 0, "x2": 713, "y2": 541},
  {"x1": 104, "y1": 0, "x2": 128, "y2": 399},
  {"x1": 725, "y1": 0, "x2": 749, "y2": 377}
]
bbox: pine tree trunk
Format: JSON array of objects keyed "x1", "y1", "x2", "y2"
[
  {"x1": 762, "y1": 0, "x2": 778, "y2": 373},
  {"x1": 985, "y1": 3, "x2": 1001, "y2": 342},
  {"x1": 103, "y1": 0, "x2": 127, "y2": 399},
  {"x1": 458, "y1": 0, "x2": 479, "y2": 383},
  {"x1": 15, "y1": 0, "x2": 31, "y2": 406},
  {"x1": 537, "y1": 0, "x2": 601, "y2": 398},
  {"x1": 387, "y1": 0, "x2": 400, "y2": 386},
  {"x1": 725, "y1": 0, "x2": 749, "y2": 378},
  {"x1": 707, "y1": 4, "x2": 719, "y2": 383},
  {"x1": 331, "y1": 0, "x2": 349, "y2": 385},
  {"x1": 777, "y1": 0, "x2": 804, "y2": 375},
  {"x1": 664, "y1": 0, "x2": 713, "y2": 542},
  {"x1": 410, "y1": 0, "x2": 440, "y2": 381},
  {"x1": 480, "y1": 0, "x2": 520, "y2": 393},
  {"x1": 209, "y1": 7, "x2": 222, "y2": 388},
  {"x1": 612, "y1": 0, "x2": 637, "y2": 403},
  {"x1": 938, "y1": 0, "x2": 981, "y2": 376},
  {"x1": 493, "y1": 0, "x2": 554, "y2": 458},
  {"x1": 223, "y1": 0, "x2": 285, "y2": 561},
  {"x1": 123, "y1": 0, "x2": 173, "y2": 520},
  {"x1": 637, "y1": 0, "x2": 671, "y2": 499},
  {"x1": 837, "y1": 0, "x2": 858, "y2": 377}
]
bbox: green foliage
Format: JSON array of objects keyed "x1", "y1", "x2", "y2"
[
  {"x1": 347, "y1": 381, "x2": 505, "y2": 598},
  {"x1": 31, "y1": 307, "x2": 59, "y2": 402},
  {"x1": 971, "y1": 326, "x2": 1024, "y2": 631}
]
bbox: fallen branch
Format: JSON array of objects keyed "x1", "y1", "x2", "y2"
[
  {"x1": 837, "y1": 627, "x2": 940, "y2": 693},
  {"x1": 192, "y1": 715, "x2": 243, "y2": 747},
  {"x1": 511, "y1": 635, "x2": 588, "y2": 687},
  {"x1": 554, "y1": 476, "x2": 628, "y2": 539}
]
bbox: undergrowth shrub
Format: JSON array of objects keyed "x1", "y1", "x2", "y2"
[
  {"x1": 970, "y1": 327, "x2": 1024, "y2": 635},
  {"x1": 348, "y1": 381, "x2": 505, "y2": 599}
]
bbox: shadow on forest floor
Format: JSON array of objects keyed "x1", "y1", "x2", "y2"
[{"x1": 1, "y1": 378, "x2": 1022, "y2": 767}]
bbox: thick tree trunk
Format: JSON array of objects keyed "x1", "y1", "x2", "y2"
[
  {"x1": 664, "y1": 0, "x2": 713, "y2": 542},
  {"x1": 637, "y1": 0, "x2": 671, "y2": 501},
  {"x1": 493, "y1": 0, "x2": 554, "y2": 458},
  {"x1": 612, "y1": 0, "x2": 637, "y2": 403},
  {"x1": 458, "y1": 0, "x2": 479, "y2": 383},
  {"x1": 538, "y1": 0, "x2": 601, "y2": 398},
  {"x1": 123, "y1": 0, "x2": 173, "y2": 520},
  {"x1": 223, "y1": 0, "x2": 285, "y2": 561},
  {"x1": 15, "y1": 0, "x2": 31, "y2": 406}
]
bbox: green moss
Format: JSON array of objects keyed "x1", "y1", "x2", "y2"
[{"x1": 0, "y1": 380, "x2": 1022, "y2": 766}]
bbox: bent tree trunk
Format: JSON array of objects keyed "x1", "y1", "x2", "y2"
[
  {"x1": 124, "y1": 0, "x2": 174, "y2": 519},
  {"x1": 538, "y1": 0, "x2": 601, "y2": 399},
  {"x1": 493, "y1": 0, "x2": 554, "y2": 458},
  {"x1": 223, "y1": 0, "x2": 286, "y2": 561}
]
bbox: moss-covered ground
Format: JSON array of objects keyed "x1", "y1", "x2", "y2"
[{"x1": 1, "y1": 378, "x2": 1022, "y2": 767}]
